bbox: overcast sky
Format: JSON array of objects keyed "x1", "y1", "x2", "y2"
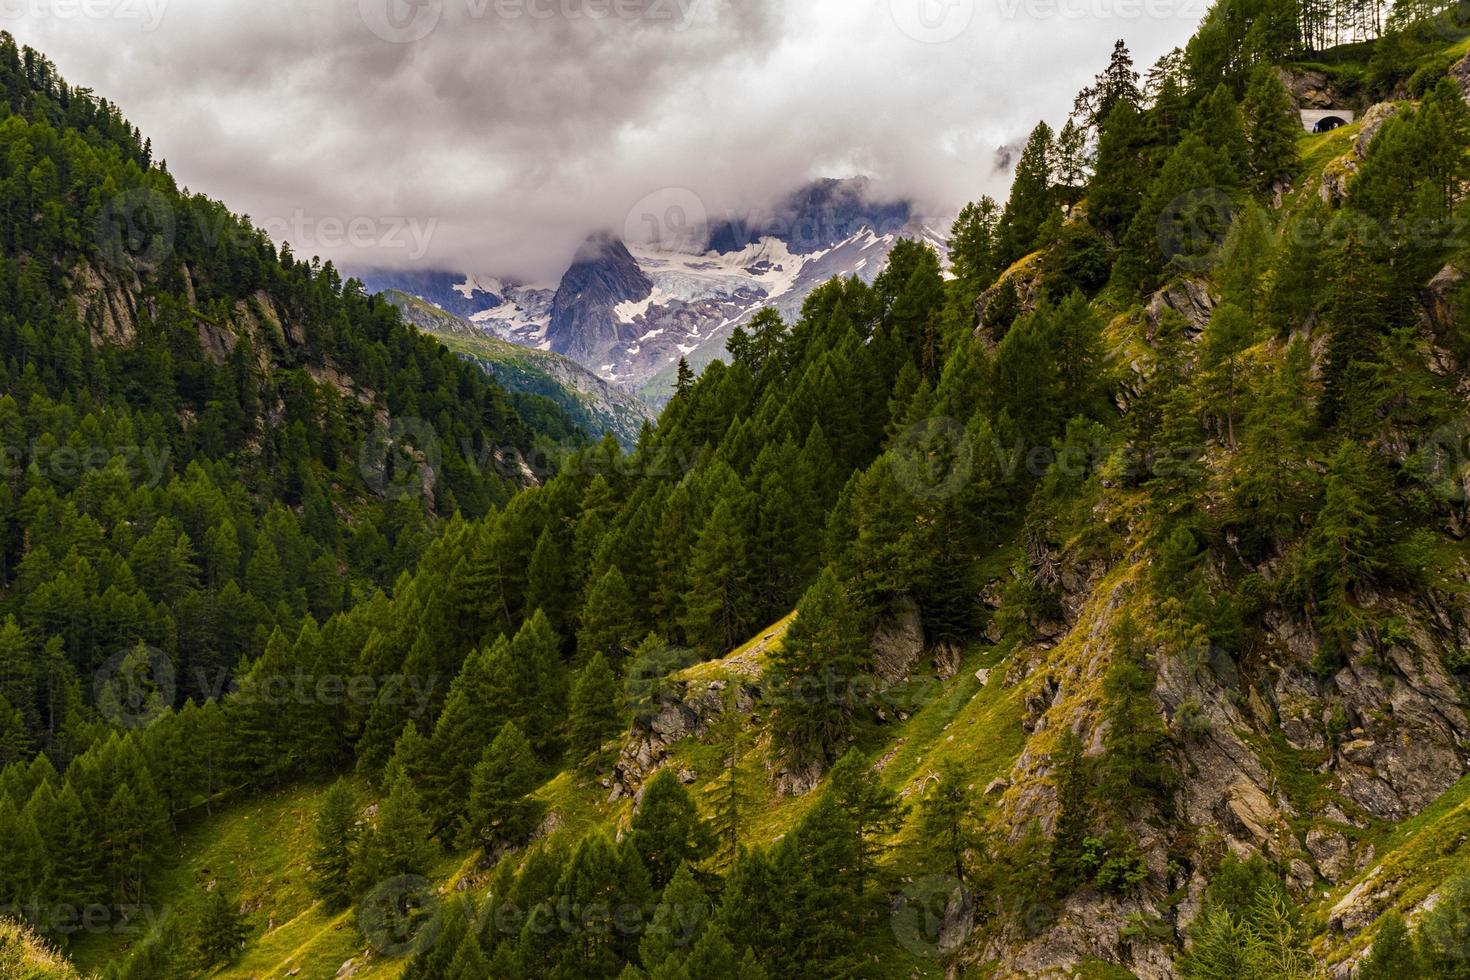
[{"x1": 11, "y1": 0, "x2": 1204, "y2": 279}]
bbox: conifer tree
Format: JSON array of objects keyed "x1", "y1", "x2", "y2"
[
  {"x1": 352, "y1": 771, "x2": 437, "y2": 893},
  {"x1": 638, "y1": 861, "x2": 709, "y2": 972},
  {"x1": 707, "y1": 685, "x2": 748, "y2": 867},
  {"x1": 464, "y1": 721, "x2": 545, "y2": 851},
  {"x1": 919, "y1": 758, "x2": 973, "y2": 887},
  {"x1": 680, "y1": 498, "x2": 750, "y2": 653},
  {"x1": 508, "y1": 610, "x2": 567, "y2": 754},
  {"x1": 1074, "y1": 39, "x2": 1141, "y2": 129},
  {"x1": 568, "y1": 652, "x2": 623, "y2": 767},
  {"x1": 1358, "y1": 911, "x2": 1425, "y2": 980},
  {"x1": 310, "y1": 778, "x2": 359, "y2": 911},
  {"x1": 678, "y1": 924, "x2": 751, "y2": 978},
  {"x1": 193, "y1": 885, "x2": 249, "y2": 968},
  {"x1": 1048, "y1": 728, "x2": 1092, "y2": 890},
  {"x1": 674, "y1": 358, "x2": 696, "y2": 398},
  {"x1": 0, "y1": 694, "x2": 28, "y2": 768},
  {"x1": 577, "y1": 566, "x2": 637, "y2": 664},
  {"x1": 1052, "y1": 120, "x2": 1089, "y2": 212},
  {"x1": 948, "y1": 197, "x2": 1001, "y2": 292},
  {"x1": 448, "y1": 931, "x2": 492, "y2": 980},
  {"x1": 524, "y1": 526, "x2": 574, "y2": 639},
  {"x1": 1242, "y1": 64, "x2": 1300, "y2": 193},
  {"x1": 827, "y1": 750, "x2": 905, "y2": 893},
  {"x1": 426, "y1": 642, "x2": 508, "y2": 826},
  {"x1": 627, "y1": 768, "x2": 713, "y2": 889},
  {"x1": 0, "y1": 794, "x2": 41, "y2": 905},
  {"x1": 1099, "y1": 613, "x2": 1176, "y2": 813},
  {"x1": 1199, "y1": 303, "x2": 1258, "y2": 449},
  {"x1": 766, "y1": 568, "x2": 869, "y2": 767},
  {"x1": 1088, "y1": 100, "x2": 1148, "y2": 240},
  {"x1": 1319, "y1": 222, "x2": 1389, "y2": 434},
  {"x1": 996, "y1": 122, "x2": 1056, "y2": 269}
]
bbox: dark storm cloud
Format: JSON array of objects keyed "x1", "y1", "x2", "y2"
[{"x1": 6, "y1": 0, "x2": 1202, "y2": 278}]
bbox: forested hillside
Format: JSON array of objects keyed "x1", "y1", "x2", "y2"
[
  {"x1": 0, "y1": 29, "x2": 573, "y2": 976},
  {"x1": 5, "y1": 0, "x2": 1470, "y2": 976}
]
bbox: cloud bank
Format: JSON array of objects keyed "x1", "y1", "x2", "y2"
[{"x1": 9, "y1": 0, "x2": 1204, "y2": 278}]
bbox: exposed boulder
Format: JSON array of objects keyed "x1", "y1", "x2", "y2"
[
  {"x1": 1421, "y1": 262, "x2": 1466, "y2": 347},
  {"x1": 610, "y1": 676, "x2": 745, "y2": 800},
  {"x1": 1144, "y1": 277, "x2": 1217, "y2": 337},
  {"x1": 871, "y1": 597, "x2": 925, "y2": 683},
  {"x1": 1306, "y1": 826, "x2": 1353, "y2": 883},
  {"x1": 1278, "y1": 66, "x2": 1347, "y2": 109}
]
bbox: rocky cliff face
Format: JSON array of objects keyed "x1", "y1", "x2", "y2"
[{"x1": 545, "y1": 231, "x2": 654, "y2": 366}]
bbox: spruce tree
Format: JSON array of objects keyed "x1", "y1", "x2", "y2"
[
  {"x1": 996, "y1": 122, "x2": 1056, "y2": 268},
  {"x1": 1358, "y1": 911, "x2": 1425, "y2": 979},
  {"x1": 508, "y1": 610, "x2": 567, "y2": 754},
  {"x1": 627, "y1": 768, "x2": 713, "y2": 890},
  {"x1": 1088, "y1": 100, "x2": 1148, "y2": 240},
  {"x1": 707, "y1": 685, "x2": 748, "y2": 867},
  {"x1": 524, "y1": 526, "x2": 574, "y2": 639},
  {"x1": 765, "y1": 568, "x2": 870, "y2": 767},
  {"x1": 568, "y1": 652, "x2": 623, "y2": 767},
  {"x1": 447, "y1": 931, "x2": 492, "y2": 980},
  {"x1": 352, "y1": 771, "x2": 438, "y2": 893},
  {"x1": 577, "y1": 566, "x2": 637, "y2": 665},
  {"x1": 827, "y1": 750, "x2": 905, "y2": 893},
  {"x1": 193, "y1": 885, "x2": 249, "y2": 968},
  {"x1": 1242, "y1": 64, "x2": 1300, "y2": 194},
  {"x1": 1052, "y1": 120, "x2": 1089, "y2": 212},
  {"x1": 948, "y1": 197, "x2": 1001, "y2": 292},
  {"x1": 310, "y1": 779, "x2": 359, "y2": 911},
  {"x1": 1199, "y1": 303, "x2": 1258, "y2": 450},
  {"x1": 919, "y1": 758, "x2": 972, "y2": 887},
  {"x1": 1099, "y1": 613, "x2": 1176, "y2": 814},
  {"x1": 1074, "y1": 39, "x2": 1140, "y2": 129},
  {"x1": 1048, "y1": 728, "x2": 1092, "y2": 890},
  {"x1": 464, "y1": 721, "x2": 545, "y2": 851},
  {"x1": 0, "y1": 794, "x2": 41, "y2": 906},
  {"x1": 680, "y1": 498, "x2": 750, "y2": 654},
  {"x1": 638, "y1": 861, "x2": 709, "y2": 972},
  {"x1": 426, "y1": 642, "x2": 509, "y2": 828}
]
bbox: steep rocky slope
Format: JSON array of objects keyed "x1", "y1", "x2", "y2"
[{"x1": 384, "y1": 289, "x2": 654, "y2": 449}]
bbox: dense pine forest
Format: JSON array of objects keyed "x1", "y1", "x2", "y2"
[{"x1": 4, "y1": 0, "x2": 1470, "y2": 975}]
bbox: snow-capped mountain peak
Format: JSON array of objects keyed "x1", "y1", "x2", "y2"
[{"x1": 360, "y1": 178, "x2": 951, "y2": 402}]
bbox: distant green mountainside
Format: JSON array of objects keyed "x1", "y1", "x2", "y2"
[{"x1": 384, "y1": 290, "x2": 654, "y2": 450}]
